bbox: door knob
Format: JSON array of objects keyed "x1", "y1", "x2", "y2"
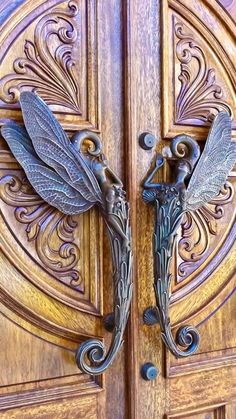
[
  {"x1": 142, "y1": 112, "x2": 236, "y2": 358},
  {"x1": 1, "y1": 92, "x2": 133, "y2": 375}
]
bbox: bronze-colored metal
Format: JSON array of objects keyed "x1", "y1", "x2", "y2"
[
  {"x1": 1, "y1": 92, "x2": 133, "y2": 375},
  {"x1": 142, "y1": 112, "x2": 236, "y2": 358}
]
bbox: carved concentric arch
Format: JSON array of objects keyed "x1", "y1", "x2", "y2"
[
  {"x1": 163, "y1": 0, "x2": 236, "y2": 139},
  {"x1": 0, "y1": 207, "x2": 103, "y2": 315}
]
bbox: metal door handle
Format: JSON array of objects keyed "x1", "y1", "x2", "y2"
[
  {"x1": 142, "y1": 112, "x2": 235, "y2": 358},
  {"x1": 1, "y1": 92, "x2": 132, "y2": 375}
]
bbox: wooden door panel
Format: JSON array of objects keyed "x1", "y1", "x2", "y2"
[
  {"x1": 0, "y1": 0, "x2": 235, "y2": 418},
  {"x1": 168, "y1": 289, "x2": 236, "y2": 376},
  {"x1": 1, "y1": 396, "x2": 99, "y2": 419},
  {"x1": 129, "y1": 1, "x2": 236, "y2": 418},
  {"x1": 0, "y1": 1, "x2": 127, "y2": 418}
]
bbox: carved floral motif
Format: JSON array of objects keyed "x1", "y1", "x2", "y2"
[
  {"x1": 175, "y1": 21, "x2": 232, "y2": 124},
  {"x1": 0, "y1": 1, "x2": 81, "y2": 113},
  {"x1": 0, "y1": 174, "x2": 82, "y2": 289},
  {"x1": 178, "y1": 182, "x2": 234, "y2": 278}
]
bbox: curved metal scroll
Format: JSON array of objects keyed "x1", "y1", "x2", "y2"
[
  {"x1": 142, "y1": 112, "x2": 236, "y2": 358},
  {"x1": 1, "y1": 92, "x2": 132, "y2": 375},
  {"x1": 76, "y1": 191, "x2": 132, "y2": 374}
]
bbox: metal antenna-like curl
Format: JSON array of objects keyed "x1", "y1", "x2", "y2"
[{"x1": 71, "y1": 130, "x2": 102, "y2": 156}]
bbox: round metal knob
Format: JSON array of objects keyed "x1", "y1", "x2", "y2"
[
  {"x1": 139, "y1": 132, "x2": 156, "y2": 150},
  {"x1": 141, "y1": 362, "x2": 158, "y2": 381}
]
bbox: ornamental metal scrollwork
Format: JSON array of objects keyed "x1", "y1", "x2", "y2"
[
  {"x1": 143, "y1": 112, "x2": 236, "y2": 358},
  {"x1": 1, "y1": 92, "x2": 132, "y2": 375}
]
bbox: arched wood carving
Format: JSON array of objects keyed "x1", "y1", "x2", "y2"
[
  {"x1": 0, "y1": 0, "x2": 99, "y2": 131},
  {"x1": 177, "y1": 181, "x2": 234, "y2": 280},
  {"x1": 0, "y1": 173, "x2": 82, "y2": 288},
  {"x1": 0, "y1": 0, "x2": 102, "y2": 316},
  {"x1": 0, "y1": 1, "x2": 81, "y2": 113},
  {"x1": 175, "y1": 20, "x2": 232, "y2": 124}
]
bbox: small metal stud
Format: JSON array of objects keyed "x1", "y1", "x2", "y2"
[
  {"x1": 139, "y1": 132, "x2": 156, "y2": 150},
  {"x1": 143, "y1": 306, "x2": 159, "y2": 326},
  {"x1": 103, "y1": 313, "x2": 115, "y2": 332},
  {"x1": 141, "y1": 363, "x2": 159, "y2": 381}
]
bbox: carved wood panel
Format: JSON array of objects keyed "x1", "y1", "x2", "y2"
[
  {"x1": 0, "y1": 0, "x2": 127, "y2": 417},
  {"x1": 0, "y1": 0, "x2": 99, "y2": 131},
  {"x1": 0, "y1": 1, "x2": 102, "y2": 315},
  {"x1": 159, "y1": 0, "x2": 236, "y2": 323},
  {"x1": 162, "y1": 0, "x2": 236, "y2": 140},
  {"x1": 134, "y1": 2, "x2": 236, "y2": 417}
]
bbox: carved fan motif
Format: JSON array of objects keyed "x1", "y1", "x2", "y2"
[
  {"x1": 0, "y1": 1, "x2": 81, "y2": 113},
  {"x1": 0, "y1": 173, "x2": 83, "y2": 290},
  {"x1": 177, "y1": 182, "x2": 234, "y2": 280},
  {"x1": 175, "y1": 20, "x2": 232, "y2": 124}
]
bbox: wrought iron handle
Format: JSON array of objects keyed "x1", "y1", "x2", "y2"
[
  {"x1": 1, "y1": 92, "x2": 132, "y2": 375},
  {"x1": 142, "y1": 112, "x2": 236, "y2": 358}
]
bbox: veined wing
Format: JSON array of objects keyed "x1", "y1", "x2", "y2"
[
  {"x1": 19, "y1": 92, "x2": 103, "y2": 204},
  {"x1": 1, "y1": 122, "x2": 95, "y2": 214},
  {"x1": 185, "y1": 112, "x2": 236, "y2": 211}
]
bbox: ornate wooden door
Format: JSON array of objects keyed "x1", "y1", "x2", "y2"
[
  {"x1": 132, "y1": 1, "x2": 236, "y2": 418},
  {"x1": 0, "y1": 1, "x2": 129, "y2": 418},
  {"x1": 0, "y1": 1, "x2": 235, "y2": 419}
]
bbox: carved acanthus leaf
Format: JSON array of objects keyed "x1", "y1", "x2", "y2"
[
  {"x1": 175, "y1": 21, "x2": 232, "y2": 124},
  {"x1": 0, "y1": 1, "x2": 81, "y2": 113},
  {"x1": 178, "y1": 182, "x2": 234, "y2": 278},
  {"x1": 0, "y1": 174, "x2": 82, "y2": 289}
]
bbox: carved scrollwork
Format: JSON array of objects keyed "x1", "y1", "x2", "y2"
[
  {"x1": 175, "y1": 21, "x2": 232, "y2": 124},
  {"x1": 0, "y1": 1, "x2": 81, "y2": 113},
  {"x1": 0, "y1": 174, "x2": 82, "y2": 289},
  {"x1": 178, "y1": 182, "x2": 234, "y2": 278}
]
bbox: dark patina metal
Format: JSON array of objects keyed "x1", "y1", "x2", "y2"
[
  {"x1": 139, "y1": 132, "x2": 157, "y2": 150},
  {"x1": 1, "y1": 92, "x2": 133, "y2": 375},
  {"x1": 141, "y1": 362, "x2": 159, "y2": 381},
  {"x1": 142, "y1": 113, "x2": 236, "y2": 358}
]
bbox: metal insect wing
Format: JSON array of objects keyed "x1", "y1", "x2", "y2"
[
  {"x1": 1, "y1": 92, "x2": 133, "y2": 375},
  {"x1": 142, "y1": 112, "x2": 236, "y2": 358}
]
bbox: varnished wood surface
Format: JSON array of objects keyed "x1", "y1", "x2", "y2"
[{"x1": 0, "y1": 0, "x2": 235, "y2": 418}]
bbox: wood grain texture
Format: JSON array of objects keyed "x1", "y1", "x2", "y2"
[
  {"x1": 129, "y1": 0, "x2": 236, "y2": 418},
  {"x1": 162, "y1": 0, "x2": 236, "y2": 140},
  {"x1": 0, "y1": 0, "x2": 99, "y2": 131},
  {"x1": 0, "y1": 1, "x2": 127, "y2": 418},
  {"x1": 0, "y1": 0, "x2": 236, "y2": 418},
  {"x1": 1, "y1": 395, "x2": 99, "y2": 418}
]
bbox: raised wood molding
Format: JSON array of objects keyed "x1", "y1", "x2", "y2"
[
  {"x1": 0, "y1": 376, "x2": 102, "y2": 411},
  {"x1": 167, "y1": 405, "x2": 226, "y2": 418}
]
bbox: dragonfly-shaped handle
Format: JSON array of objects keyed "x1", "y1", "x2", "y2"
[
  {"x1": 142, "y1": 112, "x2": 236, "y2": 358},
  {"x1": 1, "y1": 92, "x2": 133, "y2": 375}
]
